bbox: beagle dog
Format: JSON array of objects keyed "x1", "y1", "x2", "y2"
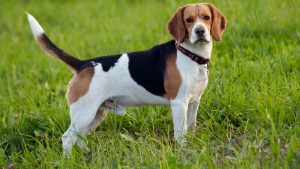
[{"x1": 27, "y1": 3, "x2": 226, "y2": 155}]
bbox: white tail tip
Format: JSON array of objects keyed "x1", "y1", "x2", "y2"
[{"x1": 27, "y1": 13, "x2": 44, "y2": 37}]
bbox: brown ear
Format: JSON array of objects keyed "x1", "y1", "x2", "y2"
[
  {"x1": 207, "y1": 4, "x2": 227, "y2": 41},
  {"x1": 167, "y1": 7, "x2": 186, "y2": 43}
]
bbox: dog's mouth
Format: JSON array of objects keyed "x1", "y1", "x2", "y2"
[{"x1": 195, "y1": 38, "x2": 209, "y2": 44}]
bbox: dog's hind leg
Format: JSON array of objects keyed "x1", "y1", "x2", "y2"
[
  {"x1": 102, "y1": 99, "x2": 126, "y2": 115},
  {"x1": 87, "y1": 106, "x2": 107, "y2": 132},
  {"x1": 62, "y1": 123, "x2": 77, "y2": 156},
  {"x1": 62, "y1": 96, "x2": 106, "y2": 156},
  {"x1": 75, "y1": 105, "x2": 109, "y2": 155}
]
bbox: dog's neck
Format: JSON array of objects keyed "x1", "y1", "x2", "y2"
[{"x1": 179, "y1": 40, "x2": 213, "y2": 60}]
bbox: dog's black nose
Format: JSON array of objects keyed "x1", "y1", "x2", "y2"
[{"x1": 195, "y1": 27, "x2": 205, "y2": 35}]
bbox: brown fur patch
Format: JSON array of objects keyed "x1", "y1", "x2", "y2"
[
  {"x1": 164, "y1": 54, "x2": 182, "y2": 99},
  {"x1": 167, "y1": 6, "x2": 186, "y2": 43},
  {"x1": 206, "y1": 4, "x2": 227, "y2": 41},
  {"x1": 67, "y1": 67, "x2": 94, "y2": 104}
]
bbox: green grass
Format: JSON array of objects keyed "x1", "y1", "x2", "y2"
[{"x1": 0, "y1": 0, "x2": 299, "y2": 168}]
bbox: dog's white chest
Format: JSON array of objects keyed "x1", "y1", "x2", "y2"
[
  {"x1": 176, "y1": 53, "x2": 209, "y2": 100},
  {"x1": 190, "y1": 67, "x2": 208, "y2": 100}
]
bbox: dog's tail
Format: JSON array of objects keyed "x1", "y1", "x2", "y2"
[{"x1": 27, "y1": 13, "x2": 82, "y2": 72}]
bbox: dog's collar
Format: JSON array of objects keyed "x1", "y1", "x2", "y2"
[{"x1": 175, "y1": 42, "x2": 210, "y2": 65}]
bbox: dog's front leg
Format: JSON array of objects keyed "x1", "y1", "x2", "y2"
[
  {"x1": 187, "y1": 101, "x2": 200, "y2": 132},
  {"x1": 171, "y1": 99, "x2": 189, "y2": 145}
]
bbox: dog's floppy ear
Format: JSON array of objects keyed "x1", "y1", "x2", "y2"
[
  {"x1": 207, "y1": 4, "x2": 227, "y2": 41},
  {"x1": 167, "y1": 6, "x2": 186, "y2": 43}
]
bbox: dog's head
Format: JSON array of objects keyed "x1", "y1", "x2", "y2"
[{"x1": 167, "y1": 3, "x2": 227, "y2": 44}]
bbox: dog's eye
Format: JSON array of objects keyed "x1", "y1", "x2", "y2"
[
  {"x1": 186, "y1": 17, "x2": 194, "y2": 23},
  {"x1": 203, "y1": 16, "x2": 210, "y2": 21}
]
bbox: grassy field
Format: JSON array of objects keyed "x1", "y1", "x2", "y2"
[{"x1": 0, "y1": 0, "x2": 299, "y2": 168}]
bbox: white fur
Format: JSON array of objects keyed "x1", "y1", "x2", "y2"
[
  {"x1": 27, "y1": 13, "x2": 45, "y2": 37},
  {"x1": 190, "y1": 18, "x2": 211, "y2": 44}
]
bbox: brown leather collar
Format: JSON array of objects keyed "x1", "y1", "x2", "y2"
[{"x1": 175, "y1": 42, "x2": 210, "y2": 65}]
